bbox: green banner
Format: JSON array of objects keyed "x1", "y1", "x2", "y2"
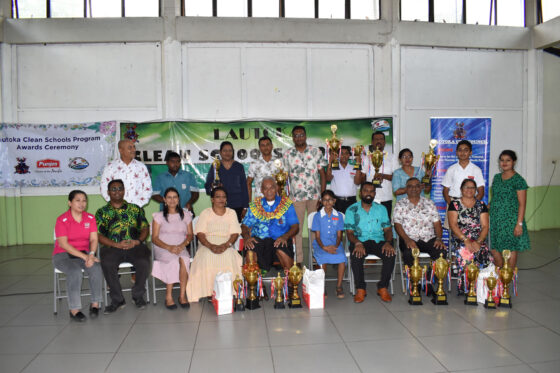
[{"x1": 121, "y1": 118, "x2": 393, "y2": 188}]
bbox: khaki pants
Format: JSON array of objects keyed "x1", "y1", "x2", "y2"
[{"x1": 293, "y1": 199, "x2": 319, "y2": 264}]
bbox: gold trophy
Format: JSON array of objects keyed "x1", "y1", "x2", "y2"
[
  {"x1": 498, "y1": 250, "x2": 516, "y2": 308},
  {"x1": 484, "y1": 272, "x2": 498, "y2": 309},
  {"x1": 326, "y1": 124, "x2": 342, "y2": 170},
  {"x1": 288, "y1": 264, "x2": 303, "y2": 308},
  {"x1": 273, "y1": 272, "x2": 286, "y2": 309},
  {"x1": 352, "y1": 145, "x2": 364, "y2": 171},
  {"x1": 368, "y1": 146, "x2": 385, "y2": 187},
  {"x1": 431, "y1": 253, "x2": 449, "y2": 305},
  {"x1": 406, "y1": 248, "x2": 427, "y2": 305},
  {"x1": 273, "y1": 159, "x2": 288, "y2": 197},
  {"x1": 212, "y1": 156, "x2": 221, "y2": 189},
  {"x1": 464, "y1": 261, "x2": 479, "y2": 306},
  {"x1": 421, "y1": 139, "x2": 440, "y2": 184},
  {"x1": 242, "y1": 251, "x2": 261, "y2": 310},
  {"x1": 233, "y1": 275, "x2": 245, "y2": 312}
]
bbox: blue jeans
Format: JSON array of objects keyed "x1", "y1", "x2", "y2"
[{"x1": 53, "y1": 252, "x2": 104, "y2": 310}]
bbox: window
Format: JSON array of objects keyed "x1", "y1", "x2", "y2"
[
  {"x1": 12, "y1": 0, "x2": 160, "y2": 18},
  {"x1": 51, "y1": 0, "x2": 84, "y2": 18},
  {"x1": 466, "y1": 0, "x2": 491, "y2": 25},
  {"x1": 434, "y1": 0, "x2": 462, "y2": 24},
  {"x1": 401, "y1": 0, "x2": 428, "y2": 22},
  {"x1": 252, "y1": 0, "x2": 279, "y2": 17},
  {"x1": 185, "y1": 0, "x2": 212, "y2": 16},
  {"x1": 319, "y1": 0, "x2": 345, "y2": 19},
  {"x1": 285, "y1": 0, "x2": 314, "y2": 18},
  {"x1": 217, "y1": 0, "x2": 247, "y2": 17},
  {"x1": 13, "y1": 0, "x2": 46, "y2": 18},
  {"x1": 541, "y1": 0, "x2": 560, "y2": 22},
  {"x1": 497, "y1": 0, "x2": 524, "y2": 27},
  {"x1": 351, "y1": 0, "x2": 379, "y2": 20},
  {"x1": 89, "y1": 0, "x2": 121, "y2": 17}
]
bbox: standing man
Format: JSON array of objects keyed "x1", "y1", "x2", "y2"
[
  {"x1": 247, "y1": 136, "x2": 279, "y2": 201},
  {"x1": 100, "y1": 139, "x2": 152, "y2": 208},
  {"x1": 357, "y1": 131, "x2": 395, "y2": 219},
  {"x1": 326, "y1": 146, "x2": 360, "y2": 214},
  {"x1": 442, "y1": 140, "x2": 485, "y2": 205},
  {"x1": 151, "y1": 151, "x2": 199, "y2": 212},
  {"x1": 283, "y1": 126, "x2": 327, "y2": 264}
]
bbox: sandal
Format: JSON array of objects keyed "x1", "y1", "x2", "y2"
[{"x1": 336, "y1": 287, "x2": 345, "y2": 299}]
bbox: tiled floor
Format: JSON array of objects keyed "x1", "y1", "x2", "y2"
[{"x1": 1, "y1": 229, "x2": 559, "y2": 373}]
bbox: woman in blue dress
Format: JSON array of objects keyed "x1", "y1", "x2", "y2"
[
  {"x1": 393, "y1": 148, "x2": 430, "y2": 201},
  {"x1": 311, "y1": 190, "x2": 346, "y2": 298}
]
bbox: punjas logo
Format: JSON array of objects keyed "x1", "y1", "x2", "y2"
[{"x1": 37, "y1": 159, "x2": 60, "y2": 168}]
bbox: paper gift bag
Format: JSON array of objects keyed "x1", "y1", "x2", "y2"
[
  {"x1": 302, "y1": 267, "x2": 325, "y2": 309},
  {"x1": 476, "y1": 263, "x2": 497, "y2": 304},
  {"x1": 212, "y1": 271, "x2": 234, "y2": 315}
]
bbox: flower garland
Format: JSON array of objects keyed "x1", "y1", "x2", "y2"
[{"x1": 249, "y1": 196, "x2": 292, "y2": 221}]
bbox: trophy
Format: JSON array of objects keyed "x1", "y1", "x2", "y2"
[
  {"x1": 273, "y1": 159, "x2": 288, "y2": 197},
  {"x1": 421, "y1": 139, "x2": 440, "y2": 184},
  {"x1": 352, "y1": 145, "x2": 364, "y2": 171},
  {"x1": 464, "y1": 261, "x2": 479, "y2": 306},
  {"x1": 406, "y1": 248, "x2": 426, "y2": 305},
  {"x1": 498, "y1": 250, "x2": 516, "y2": 308},
  {"x1": 484, "y1": 272, "x2": 498, "y2": 309},
  {"x1": 242, "y1": 251, "x2": 261, "y2": 310},
  {"x1": 212, "y1": 156, "x2": 221, "y2": 189},
  {"x1": 326, "y1": 124, "x2": 343, "y2": 170},
  {"x1": 368, "y1": 146, "x2": 385, "y2": 187},
  {"x1": 273, "y1": 272, "x2": 286, "y2": 309},
  {"x1": 288, "y1": 264, "x2": 303, "y2": 308},
  {"x1": 431, "y1": 253, "x2": 449, "y2": 305},
  {"x1": 232, "y1": 275, "x2": 245, "y2": 312}
]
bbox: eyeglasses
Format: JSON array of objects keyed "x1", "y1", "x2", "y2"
[{"x1": 109, "y1": 187, "x2": 124, "y2": 192}]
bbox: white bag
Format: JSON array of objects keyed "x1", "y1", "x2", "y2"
[
  {"x1": 476, "y1": 263, "x2": 497, "y2": 304},
  {"x1": 212, "y1": 271, "x2": 234, "y2": 315},
  {"x1": 302, "y1": 267, "x2": 325, "y2": 309}
]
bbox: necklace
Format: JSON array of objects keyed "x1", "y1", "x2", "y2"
[{"x1": 249, "y1": 197, "x2": 292, "y2": 221}]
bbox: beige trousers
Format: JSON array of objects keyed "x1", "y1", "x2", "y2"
[{"x1": 293, "y1": 199, "x2": 319, "y2": 264}]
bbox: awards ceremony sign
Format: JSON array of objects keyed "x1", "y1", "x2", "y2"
[
  {"x1": 120, "y1": 118, "x2": 394, "y2": 188},
  {"x1": 430, "y1": 117, "x2": 492, "y2": 244},
  {"x1": 0, "y1": 121, "x2": 117, "y2": 188}
]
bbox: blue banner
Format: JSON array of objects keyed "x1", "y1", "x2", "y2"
[{"x1": 430, "y1": 118, "x2": 492, "y2": 244}]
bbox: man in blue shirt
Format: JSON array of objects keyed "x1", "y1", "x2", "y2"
[
  {"x1": 345, "y1": 182, "x2": 395, "y2": 303},
  {"x1": 152, "y1": 152, "x2": 199, "y2": 212},
  {"x1": 242, "y1": 177, "x2": 299, "y2": 272}
]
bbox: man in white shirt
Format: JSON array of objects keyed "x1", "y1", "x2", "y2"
[
  {"x1": 442, "y1": 140, "x2": 485, "y2": 204},
  {"x1": 326, "y1": 146, "x2": 360, "y2": 214}
]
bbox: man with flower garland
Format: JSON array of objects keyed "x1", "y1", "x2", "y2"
[{"x1": 242, "y1": 177, "x2": 299, "y2": 273}]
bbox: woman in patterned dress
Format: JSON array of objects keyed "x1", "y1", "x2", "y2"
[{"x1": 489, "y1": 150, "x2": 530, "y2": 269}]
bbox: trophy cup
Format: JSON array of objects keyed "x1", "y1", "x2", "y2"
[
  {"x1": 288, "y1": 264, "x2": 303, "y2": 308},
  {"x1": 464, "y1": 261, "x2": 479, "y2": 306},
  {"x1": 498, "y1": 250, "x2": 515, "y2": 308},
  {"x1": 368, "y1": 147, "x2": 385, "y2": 187},
  {"x1": 212, "y1": 156, "x2": 221, "y2": 189},
  {"x1": 352, "y1": 145, "x2": 364, "y2": 171},
  {"x1": 242, "y1": 251, "x2": 261, "y2": 310},
  {"x1": 431, "y1": 253, "x2": 449, "y2": 305},
  {"x1": 406, "y1": 248, "x2": 426, "y2": 305},
  {"x1": 326, "y1": 124, "x2": 342, "y2": 170},
  {"x1": 273, "y1": 159, "x2": 288, "y2": 197},
  {"x1": 421, "y1": 139, "x2": 440, "y2": 184},
  {"x1": 232, "y1": 275, "x2": 245, "y2": 312},
  {"x1": 484, "y1": 272, "x2": 498, "y2": 309},
  {"x1": 273, "y1": 272, "x2": 286, "y2": 309}
]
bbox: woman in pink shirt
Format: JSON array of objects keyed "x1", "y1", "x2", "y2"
[{"x1": 53, "y1": 190, "x2": 104, "y2": 322}]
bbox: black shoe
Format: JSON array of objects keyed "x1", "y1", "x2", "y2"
[
  {"x1": 89, "y1": 304, "x2": 100, "y2": 318},
  {"x1": 69, "y1": 311, "x2": 86, "y2": 322},
  {"x1": 133, "y1": 298, "x2": 147, "y2": 309},
  {"x1": 178, "y1": 297, "x2": 190, "y2": 309},
  {"x1": 426, "y1": 284, "x2": 434, "y2": 298},
  {"x1": 104, "y1": 300, "x2": 126, "y2": 314},
  {"x1": 165, "y1": 300, "x2": 177, "y2": 310}
]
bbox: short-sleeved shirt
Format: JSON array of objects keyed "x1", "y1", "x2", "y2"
[
  {"x1": 442, "y1": 161, "x2": 485, "y2": 198},
  {"x1": 393, "y1": 196, "x2": 440, "y2": 242},
  {"x1": 344, "y1": 201, "x2": 391, "y2": 243},
  {"x1": 95, "y1": 202, "x2": 149, "y2": 243},
  {"x1": 100, "y1": 158, "x2": 152, "y2": 207},
  {"x1": 311, "y1": 208, "x2": 345, "y2": 247},
  {"x1": 362, "y1": 152, "x2": 396, "y2": 203},
  {"x1": 152, "y1": 169, "x2": 198, "y2": 210},
  {"x1": 53, "y1": 210, "x2": 98, "y2": 256},
  {"x1": 283, "y1": 145, "x2": 327, "y2": 202},
  {"x1": 248, "y1": 156, "x2": 279, "y2": 198},
  {"x1": 392, "y1": 167, "x2": 426, "y2": 201},
  {"x1": 242, "y1": 196, "x2": 299, "y2": 240},
  {"x1": 330, "y1": 163, "x2": 358, "y2": 197}
]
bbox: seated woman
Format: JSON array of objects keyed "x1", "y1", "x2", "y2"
[
  {"x1": 53, "y1": 190, "x2": 103, "y2": 322},
  {"x1": 311, "y1": 190, "x2": 346, "y2": 299},
  {"x1": 186, "y1": 187, "x2": 242, "y2": 301},
  {"x1": 151, "y1": 187, "x2": 194, "y2": 310},
  {"x1": 447, "y1": 179, "x2": 492, "y2": 295}
]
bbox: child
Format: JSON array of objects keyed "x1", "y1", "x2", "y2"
[{"x1": 311, "y1": 190, "x2": 347, "y2": 298}]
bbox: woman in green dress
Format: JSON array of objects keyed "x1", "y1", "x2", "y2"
[{"x1": 490, "y1": 150, "x2": 530, "y2": 268}]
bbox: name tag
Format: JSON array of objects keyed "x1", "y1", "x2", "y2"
[{"x1": 182, "y1": 184, "x2": 187, "y2": 190}]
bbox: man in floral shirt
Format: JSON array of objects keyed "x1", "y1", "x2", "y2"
[
  {"x1": 283, "y1": 126, "x2": 327, "y2": 264},
  {"x1": 247, "y1": 136, "x2": 280, "y2": 201}
]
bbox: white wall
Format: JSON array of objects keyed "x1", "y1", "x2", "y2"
[{"x1": 542, "y1": 52, "x2": 560, "y2": 185}]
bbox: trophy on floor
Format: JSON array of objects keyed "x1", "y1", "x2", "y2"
[
  {"x1": 498, "y1": 250, "x2": 516, "y2": 308},
  {"x1": 273, "y1": 159, "x2": 289, "y2": 197},
  {"x1": 464, "y1": 261, "x2": 479, "y2": 306},
  {"x1": 273, "y1": 272, "x2": 286, "y2": 309},
  {"x1": 233, "y1": 275, "x2": 245, "y2": 312},
  {"x1": 484, "y1": 272, "x2": 498, "y2": 309},
  {"x1": 288, "y1": 264, "x2": 303, "y2": 308},
  {"x1": 431, "y1": 253, "x2": 449, "y2": 305},
  {"x1": 326, "y1": 124, "x2": 343, "y2": 170},
  {"x1": 352, "y1": 145, "x2": 364, "y2": 171},
  {"x1": 242, "y1": 251, "x2": 261, "y2": 310},
  {"x1": 368, "y1": 146, "x2": 385, "y2": 187},
  {"x1": 421, "y1": 139, "x2": 440, "y2": 184},
  {"x1": 406, "y1": 248, "x2": 426, "y2": 305},
  {"x1": 212, "y1": 156, "x2": 221, "y2": 189}
]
